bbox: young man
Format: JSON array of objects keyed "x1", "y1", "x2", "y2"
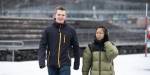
[{"x1": 38, "y1": 6, "x2": 80, "y2": 75}]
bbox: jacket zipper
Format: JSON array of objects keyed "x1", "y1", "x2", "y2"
[
  {"x1": 99, "y1": 51, "x2": 101, "y2": 75},
  {"x1": 58, "y1": 28, "x2": 62, "y2": 68},
  {"x1": 68, "y1": 50, "x2": 71, "y2": 60},
  {"x1": 64, "y1": 35, "x2": 66, "y2": 43}
]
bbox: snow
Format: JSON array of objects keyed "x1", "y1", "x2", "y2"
[
  {"x1": 0, "y1": 54, "x2": 150, "y2": 75},
  {"x1": 114, "y1": 54, "x2": 150, "y2": 75}
]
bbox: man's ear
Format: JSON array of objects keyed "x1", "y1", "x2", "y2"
[{"x1": 53, "y1": 18, "x2": 56, "y2": 20}]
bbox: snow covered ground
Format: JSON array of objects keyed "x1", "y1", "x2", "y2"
[
  {"x1": 0, "y1": 54, "x2": 150, "y2": 75},
  {"x1": 114, "y1": 54, "x2": 150, "y2": 75}
]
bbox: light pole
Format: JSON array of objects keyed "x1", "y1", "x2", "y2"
[
  {"x1": 145, "y1": 2, "x2": 148, "y2": 57},
  {"x1": 92, "y1": 5, "x2": 97, "y2": 19}
]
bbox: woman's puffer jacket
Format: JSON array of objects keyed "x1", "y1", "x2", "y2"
[{"x1": 82, "y1": 41, "x2": 118, "y2": 75}]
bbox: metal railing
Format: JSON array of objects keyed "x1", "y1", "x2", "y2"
[{"x1": 0, "y1": 40, "x2": 24, "y2": 61}]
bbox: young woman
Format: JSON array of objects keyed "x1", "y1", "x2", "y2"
[{"x1": 82, "y1": 26, "x2": 118, "y2": 75}]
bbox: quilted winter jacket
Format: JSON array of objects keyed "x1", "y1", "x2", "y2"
[{"x1": 82, "y1": 41, "x2": 118, "y2": 75}]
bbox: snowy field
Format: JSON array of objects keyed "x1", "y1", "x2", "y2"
[
  {"x1": 114, "y1": 54, "x2": 150, "y2": 75},
  {"x1": 0, "y1": 54, "x2": 150, "y2": 75}
]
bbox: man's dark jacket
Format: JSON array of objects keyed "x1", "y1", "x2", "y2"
[{"x1": 38, "y1": 21, "x2": 80, "y2": 69}]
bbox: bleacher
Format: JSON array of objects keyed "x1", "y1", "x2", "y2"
[
  {"x1": 0, "y1": 17, "x2": 145, "y2": 61},
  {"x1": 0, "y1": 17, "x2": 49, "y2": 61},
  {"x1": 0, "y1": 17, "x2": 145, "y2": 45}
]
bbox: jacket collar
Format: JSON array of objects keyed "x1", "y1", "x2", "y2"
[{"x1": 52, "y1": 21, "x2": 66, "y2": 28}]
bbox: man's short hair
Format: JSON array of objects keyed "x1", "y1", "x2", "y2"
[
  {"x1": 55, "y1": 6, "x2": 66, "y2": 11},
  {"x1": 54, "y1": 6, "x2": 66, "y2": 14}
]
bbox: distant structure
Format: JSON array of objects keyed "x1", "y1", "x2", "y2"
[{"x1": 0, "y1": 0, "x2": 148, "y2": 61}]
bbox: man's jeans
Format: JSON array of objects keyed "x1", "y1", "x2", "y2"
[{"x1": 48, "y1": 65, "x2": 70, "y2": 75}]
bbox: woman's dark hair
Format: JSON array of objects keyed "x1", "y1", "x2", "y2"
[{"x1": 96, "y1": 25, "x2": 109, "y2": 42}]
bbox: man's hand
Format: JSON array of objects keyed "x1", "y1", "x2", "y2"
[
  {"x1": 73, "y1": 62, "x2": 79, "y2": 70},
  {"x1": 40, "y1": 65, "x2": 45, "y2": 69}
]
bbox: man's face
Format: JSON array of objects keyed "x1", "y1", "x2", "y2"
[{"x1": 54, "y1": 10, "x2": 66, "y2": 24}]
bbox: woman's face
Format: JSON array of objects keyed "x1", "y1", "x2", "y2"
[{"x1": 96, "y1": 28, "x2": 105, "y2": 40}]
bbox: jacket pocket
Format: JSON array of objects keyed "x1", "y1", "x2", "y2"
[
  {"x1": 68, "y1": 50, "x2": 71, "y2": 60},
  {"x1": 64, "y1": 35, "x2": 66, "y2": 43},
  {"x1": 47, "y1": 50, "x2": 50, "y2": 65}
]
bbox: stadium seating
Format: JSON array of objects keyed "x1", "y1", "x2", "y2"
[{"x1": 0, "y1": 17, "x2": 145, "y2": 61}]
